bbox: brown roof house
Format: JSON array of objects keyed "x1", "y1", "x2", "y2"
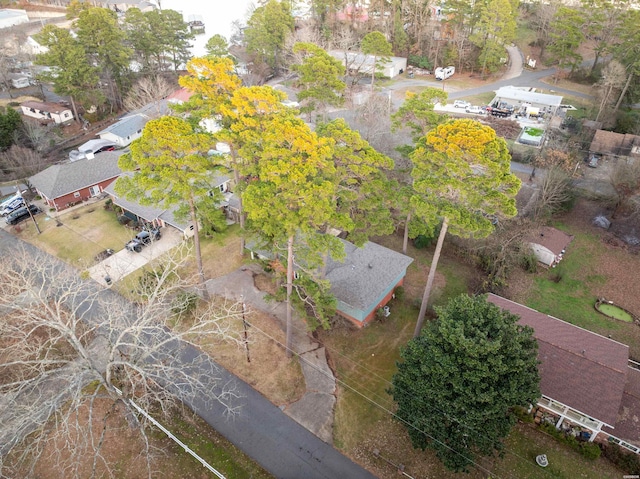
[
  {"x1": 488, "y1": 294, "x2": 640, "y2": 453},
  {"x1": 29, "y1": 151, "x2": 123, "y2": 211},
  {"x1": 20, "y1": 101, "x2": 73, "y2": 124},
  {"x1": 590, "y1": 130, "x2": 640, "y2": 161},
  {"x1": 527, "y1": 226, "x2": 573, "y2": 267}
]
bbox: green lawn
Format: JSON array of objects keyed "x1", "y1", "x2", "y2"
[
  {"x1": 524, "y1": 224, "x2": 623, "y2": 333},
  {"x1": 321, "y1": 231, "x2": 627, "y2": 478},
  {"x1": 17, "y1": 200, "x2": 132, "y2": 267}
]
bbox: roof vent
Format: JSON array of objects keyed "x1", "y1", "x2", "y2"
[{"x1": 368, "y1": 263, "x2": 373, "y2": 269}]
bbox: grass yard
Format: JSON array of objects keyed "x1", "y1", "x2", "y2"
[
  {"x1": 7, "y1": 397, "x2": 273, "y2": 479},
  {"x1": 515, "y1": 200, "x2": 640, "y2": 359},
  {"x1": 13, "y1": 200, "x2": 132, "y2": 267},
  {"x1": 319, "y1": 226, "x2": 628, "y2": 478}
]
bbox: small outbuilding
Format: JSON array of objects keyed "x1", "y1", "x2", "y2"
[
  {"x1": 589, "y1": 129, "x2": 640, "y2": 162},
  {"x1": 20, "y1": 101, "x2": 73, "y2": 124},
  {"x1": 527, "y1": 226, "x2": 573, "y2": 267}
]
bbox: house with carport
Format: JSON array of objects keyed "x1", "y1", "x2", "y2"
[
  {"x1": 490, "y1": 86, "x2": 563, "y2": 118},
  {"x1": 29, "y1": 151, "x2": 123, "y2": 211},
  {"x1": 487, "y1": 294, "x2": 640, "y2": 453},
  {"x1": 104, "y1": 173, "x2": 237, "y2": 237}
]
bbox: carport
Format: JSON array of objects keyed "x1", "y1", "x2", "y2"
[{"x1": 87, "y1": 227, "x2": 184, "y2": 286}]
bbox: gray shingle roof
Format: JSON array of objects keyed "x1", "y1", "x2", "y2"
[
  {"x1": 98, "y1": 114, "x2": 149, "y2": 139},
  {"x1": 326, "y1": 239, "x2": 414, "y2": 311},
  {"x1": 104, "y1": 172, "x2": 233, "y2": 232},
  {"x1": 30, "y1": 152, "x2": 123, "y2": 200}
]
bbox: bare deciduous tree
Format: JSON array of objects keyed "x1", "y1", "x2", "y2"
[
  {"x1": 610, "y1": 158, "x2": 640, "y2": 218},
  {"x1": 0, "y1": 145, "x2": 50, "y2": 183},
  {"x1": 19, "y1": 121, "x2": 59, "y2": 154},
  {"x1": 353, "y1": 92, "x2": 394, "y2": 152},
  {"x1": 123, "y1": 76, "x2": 177, "y2": 114},
  {"x1": 0, "y1": 243, "x2": 243, "y2": 478},
  {"x1": 532, "y1": 166, "x2": 573, "y2": 218}
]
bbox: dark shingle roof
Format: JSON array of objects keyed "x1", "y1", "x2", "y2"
[
  {"x1": 487, "y1": 294, "x2": 628, "y2": 427},
  {"x1": 527, "y1": 226, "x2": 573, "y2": 256},
  {"x1": 326, "y1": 239, "x2": 413, "y2": 312},
  {"x1": 29, "y1": 152, "x2": 123, "y2": 200},
  {"x1": 603, "y1": 367, "x2": 640, "y2": 444},
  {"x1": 21, "y1": 101, "x2": 71, "y2": 115}
]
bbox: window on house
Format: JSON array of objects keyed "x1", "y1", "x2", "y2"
[
  {"x1": 73, "y1": 191, "x2": 80, "y2": 198},
  {"x1": 137, "y1": 129, "x2": 142, "y2": 134},
  {"x1": 218, "y1": 184, "x2": 225, "y2": 192}
]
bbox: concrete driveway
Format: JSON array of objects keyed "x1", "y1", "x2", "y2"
[{"x1": 87, "y1": 227, "x2": 184, "y2": 286}]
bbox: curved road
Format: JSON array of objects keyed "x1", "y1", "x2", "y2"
[{"x1": 383, "y1": 45, "x2": 595, "y2": 108}]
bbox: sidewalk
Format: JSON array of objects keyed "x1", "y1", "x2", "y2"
[{"x1": 205, "y1": 265, "x2": 337, "y2": 443}]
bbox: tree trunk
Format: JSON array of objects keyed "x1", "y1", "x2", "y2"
[
  {"x1": 402, "y1": 212, "x2": 410, "y2": 255},
  {"x1": 413, "y1": 217, "x2": 448, "y2": 338},
  {"x1": 614, "y1": 72, "x2": 634, "y2": 112},
  {"x1": 231, "y1": 148, "x2": 245, "y2": 256},
  {"x1": 189, "y1": 196, "x2": 209, "y2": 300},
  {"x1": 285, "y1": 235, "x2": 294, "y2": 358},
  {"x1": 590, "y1": 50, "x2": 601, "y2": 77},
  {"x1": 371, "y1": 55, "x2": 377, "y2": 89},
  {"x1": 69, "y1": 95, "x2": 81, "y2": 124}
]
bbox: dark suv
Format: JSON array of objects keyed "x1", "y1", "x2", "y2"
[
  {"x1": 5, "y1": 204, "x2": 40, "y2": 225},
  {"x1": 125, "y1": 227, "x2": 161, "y2": 252}
]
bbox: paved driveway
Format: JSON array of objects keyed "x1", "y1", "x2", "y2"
[{"x1": 87, "y1": 227, "x2": 184, "y2": 285}]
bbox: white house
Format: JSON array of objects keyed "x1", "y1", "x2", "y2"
[
  {"x1": 22, "y1": 36, "x2": 48, "y2": 56},
  {"x1": 329, "y1": 50, "x2": 408, "y2": 78},
  {"x1": 20, "y1": 101, "x2": 73, "y2": 124},
  {"x1": 527, "y1": 226, "x2": 573, "y2": 267}
]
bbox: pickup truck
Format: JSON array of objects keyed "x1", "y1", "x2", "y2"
[{"x1": 125, "y1": 228, "x2": 161, "y2": 253}]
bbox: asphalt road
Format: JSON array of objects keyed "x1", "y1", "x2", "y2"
[{"x1": 0, "y1": 229, "x2": 377, "y2": 479}]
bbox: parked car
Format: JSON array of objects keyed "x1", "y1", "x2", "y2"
[
  {"x1": 0, "y1": 195, "x2": 25, "y2": 216},
  {"x1": 454, "y1": 100, "x2": 471, "y2": 108},
  {"x1": 5, "y1": 204, "x2": 39, "y2": 225},
  {"x1": 125, "y1": 228, "x2": 161, "y2": 252},
  {"x1": 587, "y1": 154, "x2": 600, "y2": 168},
  {"x1": 465, "y1": 105, "x2": 485, "y2": 115}
]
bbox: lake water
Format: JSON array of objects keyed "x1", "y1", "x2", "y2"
[{"x1": 160, "y1": 0, "x2": 255, "y2": 57}]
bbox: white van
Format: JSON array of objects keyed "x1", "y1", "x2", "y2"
[
  {"x1": 435, "y1": 66, "x2": 455, "y2": 80},
  {"x1": 0, "y1": 194, "x2": 25, "y2": 216}
]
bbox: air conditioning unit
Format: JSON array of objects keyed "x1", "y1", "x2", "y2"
[{"x1": 383, "y1": 306, "x2": 391, "y2": 317}]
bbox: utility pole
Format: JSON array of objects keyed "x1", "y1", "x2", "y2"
[
  {"x1": 241, "y1": 295, "x2": 250, "y2": 363},
  {"x1": 18, "y1": 187, "x2": 40, "y2": 234}
]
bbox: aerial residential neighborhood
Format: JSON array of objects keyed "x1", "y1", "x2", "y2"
[{"x1": 1, "y1": 0, "x2": 640, "y2": 478}]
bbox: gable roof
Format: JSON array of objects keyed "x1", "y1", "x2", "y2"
[
  {"x1": 98, "y1": 113, "x2": 148, "y2": 139},
  {"x1": 21, "y1": 101, "x2": 71, "y2": 115},
  {"x1": 104, "y1": 172, "x2": 233, "y2": 231},
  {"x1": 30, "y1": 152, "x2": 123, "y2": 200},
  {"x1": 325, "y1": 239, "x2": 413, "y2": 312},
  {"x1": 97, "y1": 100, "x2": 169, "y2": 140},
  {"x1": 527, "y1": 226, "x2": 573, "y2": 256},
  {"x1": 487, "y1": 294, "x2": 628, "y2": 427},
  {"x1": 590, "y1": 130, "x2": 640, "y2": 157}
]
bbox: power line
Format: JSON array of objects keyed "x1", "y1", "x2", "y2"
[{"x1": 239, "y1": 304, "x2": 559, "y2": 479}]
